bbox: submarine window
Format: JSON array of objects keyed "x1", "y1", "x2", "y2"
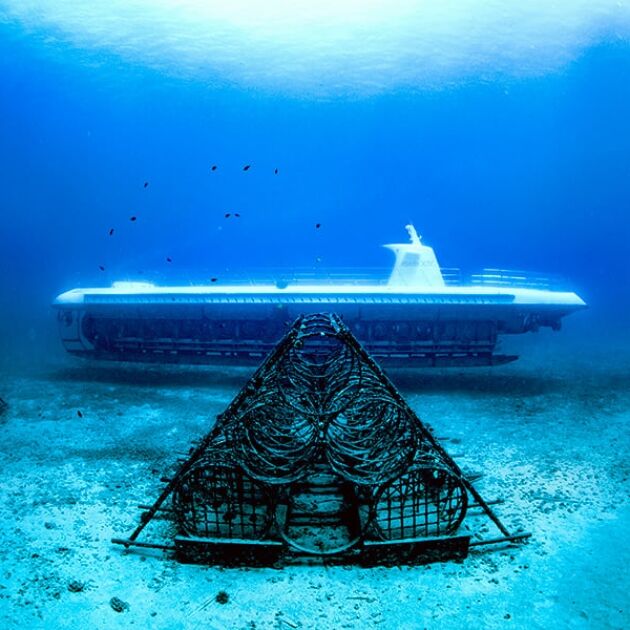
[
  {"x1": 58, "y1": 310, "x2": 73, "y2": 326},
  {"x1": 401, "y1": 253, "x2": 420, "y2": 267}
]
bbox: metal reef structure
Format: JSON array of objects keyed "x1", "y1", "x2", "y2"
[{"x1": 113, "y1": 313, "x2": 530, "y2": 565}]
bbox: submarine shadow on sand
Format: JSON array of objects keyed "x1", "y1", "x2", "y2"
[
  {"x1": 48, "y1": 363, "x2": 566, "y2": 397},
  {"x1": 385, "y1": 369, "x2": 565, "y2": 397},
  {"x1": 48, "y1": 364, "x2": 253, "y2": 390}
]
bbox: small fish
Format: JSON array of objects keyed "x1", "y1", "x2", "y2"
[
  {"x1": 77, "y1": 410, "x2": 83, "y2": 418},
  {"x1": 211, "y1": 277, "x2": 218, "y2": 283},
  {"x1": 234, "y1": 213, "x2": 240, "y2": 218},
  {"x1": 98, "y1": 265, "x2": 105, "y2": 271},
  {"x1": 315, "y1": 223, "x2": 321, "y2": 229},
  {"x1": 274, "y1": 168, "x2": 278, "y2": 175},
  {"x1": 166, "y1": 257, "x2": 172, "y2": 263},
  {"x1": 108, "y1": 228, "x2": 114, "y2": 236},
  {"x1": 143, "y1": 181, "x2": 149, "y2": 188},
  {"x1": 225, "y1": 213, "x2": 231, "y2": 218},
  {"x1": 130, "y1": 216, "x2": 137, "y2": 222},
  {"x1": 211, "y1": 165, "x2": 217, "y2": 171},
  {"x1": 243, "y1": 164, "x2": 251, "y2": 171}
]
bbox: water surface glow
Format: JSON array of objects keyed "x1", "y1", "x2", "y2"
[{"x1": 2, "y1": 0, "x2": 630, "y2": 94}]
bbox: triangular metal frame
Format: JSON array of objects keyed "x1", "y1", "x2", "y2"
[{"x1": 113, "y1": 313, "x2": 530, "y2": 565}]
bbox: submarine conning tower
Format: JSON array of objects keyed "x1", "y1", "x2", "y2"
[{"x1": 385, "y1": 225, "x2": 446, "y2": 289}]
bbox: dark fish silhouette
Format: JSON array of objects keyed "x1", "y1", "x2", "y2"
[
  {"x1": 143, "y1": 181, "x2": 149, "y2": 188},
  {"x1": 274, "y1": 168, "x2": 278, "y2": 175},
  {"x1": 243, "y1": 164, "x2": 251, "y2": 171},
  {"x1": 315, "y1": 223, "x2": 321, "y2": 229},
  {"x1": 77, "y1": 410, "x2": 83, "y2": 418},
  {"x1": 211, "y1": 165, "x2": 217, "y2": 171},
  {"x1": 166, "y1": 257, "x2": 172, "y2": 263},
  {"x1": 235, "y1": 213, "x2": 240, "y2": 218},
  {"x1": 108, "y1": 228, "x2": 114, "y2": 236},
  {"x1": 225, "y1": 213, "x2": 231, "y2": 218},
  {"x1": 99, "y1": 265, "x2": 105, "y2": 271},
  {"x1": 130, "y1": 216, "x2": 137, "y2": 222},
  {"x1": 211, "y1": 277, "x2": 218, "y2": 283}
]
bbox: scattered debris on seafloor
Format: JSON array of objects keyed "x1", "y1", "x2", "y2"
[
  {"x1": 215, "y1": 591, "x2": 229, "y2": 605},
  {"x1": 110, "y1": 597, "x2": 129, "y2": 613}
]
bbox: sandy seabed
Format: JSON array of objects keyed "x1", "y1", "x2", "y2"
[{"x1": 0, "y1": 329, "x2": 628, "y2": 629}]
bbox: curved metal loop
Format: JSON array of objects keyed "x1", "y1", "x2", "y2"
[
  {"x1": 372, "y1": 464, "x2": 468, "y2": 541},
  {"x1": 172, "y1": 457, "x2": 274, "y2": 540},
  {"x1": 231, "y1": 399, "x2": 320, "y2": 484},
  {"x1": 326, "y1": 397, "x2": 417, "y2": 486}
]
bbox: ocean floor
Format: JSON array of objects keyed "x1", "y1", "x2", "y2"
[{"x1": 0, "y1": 327, "x2": 628, "y2": 629}]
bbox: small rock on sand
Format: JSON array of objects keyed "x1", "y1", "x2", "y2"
[
  {"x1": 110, "y1": 597, "x2": 129, "y2": 612},
  {"x1": 67, "y1": 581, "x2": 85, "y2": 593},
  {"x1": 215, "y1": 590, "x2": 229, "y2": 604}
]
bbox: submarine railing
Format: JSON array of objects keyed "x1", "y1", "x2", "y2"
[{"x1": 189, "y1": 267, "x2": 562, "y2": 290}]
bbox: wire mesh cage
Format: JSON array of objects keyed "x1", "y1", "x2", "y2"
[
  {"x1": 372, "y1": 466, "x2": 468, "y2": 540},
  {"x1": 172, "y1": 458, "x2": 273, "y2": 540},
  {"x1": 113, "y1": 312, "x2": 530, "y2": 565}
]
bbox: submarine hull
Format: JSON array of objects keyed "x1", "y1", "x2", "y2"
[{"x1": 55, "y1": 296, "x2": 578, "y2": 367}]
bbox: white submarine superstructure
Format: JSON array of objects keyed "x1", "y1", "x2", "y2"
[{"x1": 52, "y1": 225, "x2": 586, "y2": 367}]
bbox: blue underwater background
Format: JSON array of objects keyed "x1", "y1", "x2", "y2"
[
  {"x1": 0, "y1": 4, "x2": 629, "y2": 365},
  {"x1": 1, "y1": 5, "x2": 630, "y2": 629}
]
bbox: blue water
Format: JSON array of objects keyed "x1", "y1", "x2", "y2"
[
  {"x1": 1, "y1": 4, "x2": 629, "y2": 359},
  {"x1": 1, "y1": 8, "x2": 630, "y2": 629}
]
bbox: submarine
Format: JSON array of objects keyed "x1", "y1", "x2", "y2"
[{"x1": 52, "y1": 225, "x2": 586, "y2": 367}]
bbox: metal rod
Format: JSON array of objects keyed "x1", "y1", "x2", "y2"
[
  {"x1": 468, "y1": 499, "x2": 504, "y2": 509},
  {"x1": 111, "y1": 538, "x2": 177, "y2": 551},
  {"x1": 468, "y1": 532, "x2": 532, "y2": 547},
  {"x1": 137, "y1": 504, "x2": 174, "y2": 513}
]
